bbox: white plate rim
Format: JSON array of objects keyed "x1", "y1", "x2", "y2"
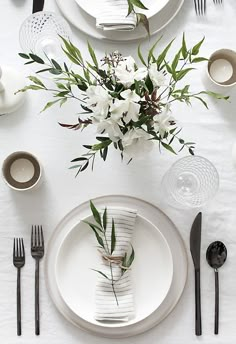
[
  {"x1": 45, "y1": 195, "x2": 188, "y2": 338},
  {"x1": 55, "y1": 0, "x2": 185, "y2": 42},
  {"x1": 74, "y1": 0, "x2": 170, "y2": 20},
  {"x1": 54, "y1": 212, "x2": 174, "y2": 328}
]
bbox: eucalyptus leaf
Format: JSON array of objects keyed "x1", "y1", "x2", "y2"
[
  {"x1": 90, "y1": 201, "x2": 102, "y2": 227},
  {"x1": 111, "y1": 219, "x2": 116, "y2": 254},
  {"x1": 103, "y1": 208, "x2": 107, "y2": 231}
]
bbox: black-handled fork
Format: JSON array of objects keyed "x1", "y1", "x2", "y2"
[
  {"x1": 31, "y1": 226, "x2": 44, "y2": 336},
  {"x1": 13, "y1": 238, "x2": 25, "y2": 336}
]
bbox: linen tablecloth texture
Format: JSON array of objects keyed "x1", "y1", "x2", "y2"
[
  {"x1": 96, "y1": 0, "x2": 136, "y2": 31},
  {"x1": 95, "y1": 207, "x2": 136, "y2": 322},
  {"x1": 1, "y1": 0, "x2": 236, "y2": 343}
]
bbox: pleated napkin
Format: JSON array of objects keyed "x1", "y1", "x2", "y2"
[
  {"x1": 95, "y1": 207, "x2": 137, "y2": 322},
  {"x1": 96, "y1": 0, "x2": 137, "y2": 31}
]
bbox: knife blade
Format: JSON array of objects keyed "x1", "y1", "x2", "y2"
[
  {"x1": 190, "y1": 212, "x2": 202, "y2": 336},
  {"x1": 32, "y1": 0, "x2": 45, "y2": 13}
]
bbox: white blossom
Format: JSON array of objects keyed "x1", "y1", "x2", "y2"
[
  {"x1": 86, "y1": 85, "x2": 111, "y2": 120},
  {"x1": 153, "y1": 104, "x2": 175, "y2": 138},
  {"x1": 122, "y1": 128, "x2": 154, "y2": 157},
  {"x1": 110, "y1": 97, "x2": 140, "y2": 124},
  {"x1": 114, "y1": 56, "x2": 147, "y2": 87},
  {"x1": 148, "y1": 63, "x2": 166, "y2": 87},
  {"x1": 96, "y1": 118, "x2": 123, "y2": 142}
]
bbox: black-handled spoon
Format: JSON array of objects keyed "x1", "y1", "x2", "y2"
[{"x1": 206, "y1": 241, "x2": 227, "y2": 335}]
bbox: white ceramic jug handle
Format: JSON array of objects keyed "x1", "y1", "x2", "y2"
[{"x1": 0, "y1": 66, "x2": 4, "y2": 92}]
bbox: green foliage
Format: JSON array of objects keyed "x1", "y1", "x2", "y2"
[{"x1": 18, "y1": 34, "x2": 229, "y2": 177}]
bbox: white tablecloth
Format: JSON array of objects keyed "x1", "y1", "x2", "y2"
[{"x1": 1, "y1": 0, "x2": 236, "y2": 343}]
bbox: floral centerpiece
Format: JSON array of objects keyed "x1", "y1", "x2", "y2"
[{"x1": 18, "y1": 35, "x2": 228, "y2": 176}]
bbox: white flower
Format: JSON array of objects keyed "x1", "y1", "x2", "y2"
[
  {"x1": 110, "y1": 97, "x2": 140, "y2": 124},
  {"x1": 120, "y1": 89, "x2": 140, "y2": 102},
  {"x1": 96, "y1": 118, "x2": 123, "y2": 142},
  {"x1": 114, "y1": 56, "x2": 147, "y2": 87},
  {"x1": 148, "y1": 63, "x2": 166, "y2": 87},
  {"x1": 153, "y1": 104, "x2": 176, "y2": 138},
  {"x1": 122, "y1": 128, "x2": 154, "y2": 157},
  {"x1": 86, "y1": 85, "x2": 111, "y2": 119}
]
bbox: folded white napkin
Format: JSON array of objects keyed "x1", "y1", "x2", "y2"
[
  {"x1": 96, "y1": 0, "x2": 137, "y2": 31},
  {"x1": 95, "y1": 207, "x2": 137, "y2": 322}
]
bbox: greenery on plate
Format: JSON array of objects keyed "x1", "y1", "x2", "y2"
[
  {"x1": 17, "y1": 35, "x2": 229, "y2": 176},
  {"x1": 84, "y1": 201, "x2": 135, "y2": 305}
]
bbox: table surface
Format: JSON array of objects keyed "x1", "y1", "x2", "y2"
[{"x1": 1, "y1": 0, "x2": 236, "y2": 343}]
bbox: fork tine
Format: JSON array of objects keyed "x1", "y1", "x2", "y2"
[
  {"x1": 31, "y1": 225, "x2": 34, "y2": 248},
  {"x1": 20, "y1": 238, "x2": 24, "y2": 258},
  {"x1": 37, "y1": 225, "x2": 40, "y2": 247},
  {"x1": 40, "y1": 226, "x2": 44, "y2": 248},
  {"x1": 21, "y1": 239, "x2": 25, "y2": 257},
  {"x1": 13, "y1": 238, "x2": 16, "y2": 257},
  {"x1": 17, "y1": 238, "x2": 19, "y2": 257},
  {"x1": 19, "y1": 238, "x2": 22, "y2": 257}
]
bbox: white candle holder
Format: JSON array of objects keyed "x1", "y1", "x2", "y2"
[
  {"x1": 207, "y1": 49, "x2": 236, "y2": 88},
  {"x1": 0, "y1": 65, "x2": 26, "y2": 115}
]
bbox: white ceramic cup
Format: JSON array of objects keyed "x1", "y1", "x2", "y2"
[
  {"x1": 207, "y1": 49, "x2": 236, "y2": 89},
  {"x1": 2, "y1": 151, "x2": 43, "y2": 191}
]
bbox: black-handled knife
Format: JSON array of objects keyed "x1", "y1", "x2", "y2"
[
  {"x1": 32, "y1": 0, "x2": 45, "y2": 13},
  {"x1": 190, "y1": 212, "x2": 202, "y2": 336}
]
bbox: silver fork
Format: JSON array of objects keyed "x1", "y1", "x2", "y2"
[
  {"x1": 31, "y1": 226, "x2": 44, "y2": 336},
  {"x1": 13, "y1": 238, "x2": 25, "y2": 336},
  {"x1": 213, "y1": 0, "x2": 223, "y2": 4},
  {"x1": 194, "y1": 0, "x2": 206, "y2": 15}
]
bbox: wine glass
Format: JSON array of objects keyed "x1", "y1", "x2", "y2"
[{"x1": 161, "y1": 155, "x2": 219, "y2": 208}]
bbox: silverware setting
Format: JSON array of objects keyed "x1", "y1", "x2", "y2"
[
  {"x1": 31, "y1": 225, "x2": 45, "y2": 336},
  {"x1": 13, "y1": 238, "x2": 25, "y2": 336},
  {"x1": 13, "y1": 227, "x2": 44, "y2": 336},
  {"x1": 190, "y1": 215, "x2": 228, "y2": 336},
  {"x1": 194, "y1": 0, "x2": 206, "y2": 15}
]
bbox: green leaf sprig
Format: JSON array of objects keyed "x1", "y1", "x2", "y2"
[{"x1": 84, "y1": 201, "x2": 135, "y2": 305}]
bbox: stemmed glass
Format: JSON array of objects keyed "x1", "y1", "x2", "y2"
[{"x1": 161, "y1": 156, "x2": 219, "y2": 208}]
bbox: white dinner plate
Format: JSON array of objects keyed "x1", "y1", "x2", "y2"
[
  {"x1": 75, "y1": 0, "x2": 170, "y2": 20},
  {"x1": 45, "y1": 195, "x2": 188, "y2": 338},
  {"x1": 55, "y1": 213, "x2": 173, "y2": 327},
  {"x1": 55, "y1": 0, "x2": 184, "y2": 42}
]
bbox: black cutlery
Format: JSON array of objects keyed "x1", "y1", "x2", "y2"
[
  {"x1": 32, "y1": 0, "x2": 45, "y2": 13},
  {"x1": 31, "y1": 226, "x2": 44, "y2": 335},
  {"x1": 13, "y1": 238, "x2": 25, "y2": 336},
  {"x1": 206, "y1": 241, "x2": 227, "y2": 335},
  {"x1": 190, "y1": 212, "x2": 202, "y2": 336}
]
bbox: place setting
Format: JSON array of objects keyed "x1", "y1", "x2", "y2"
[{"x1": 0, "y1": 0, "x2": 235, "y2": 342}]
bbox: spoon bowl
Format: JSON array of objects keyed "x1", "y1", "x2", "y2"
[{"x1": 206, "y1": 241, "x2": 227, "y2": 270}]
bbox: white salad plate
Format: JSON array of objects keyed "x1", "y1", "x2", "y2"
[
  {"x1": 75, "y1": 0, "x2": 170, "y2": 20},
  {"x1": 45, "y1": 195, "x2": 188, "y2": 338},
  {"x1": 55, "y1": 0, "x2": 184, "y2": 42}
]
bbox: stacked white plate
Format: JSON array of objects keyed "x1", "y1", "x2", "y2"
[
  {"x1": 55, "y1": 0, "x2": 185, "y2": 41},
  {"x1": 45, "y1": 195, "x2": 187, "y2": 338}
]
